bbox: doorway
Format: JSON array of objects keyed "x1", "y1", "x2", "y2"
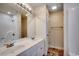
[
  {"x1": 21, "y1": 14, "x2": 27, "y2": 38},
  {"x1": 48, "y1": 10, "x2": 64, "y2": 56}
]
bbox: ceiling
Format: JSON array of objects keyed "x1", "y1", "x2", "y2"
[{"x1": 28, "y1": 3, "x2": 63, "y2": 12}]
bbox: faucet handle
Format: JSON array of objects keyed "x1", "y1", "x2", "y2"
[
  {"x1": 4, "y1": 43, "x2": 14, "y2": 48},
  {"x1": 1, "y1": 37, "x2": 5, "y2": 39}
]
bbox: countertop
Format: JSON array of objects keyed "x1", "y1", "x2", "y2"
[{"x1": 0, "y1": 37, "x2": 44, "y2": 56}]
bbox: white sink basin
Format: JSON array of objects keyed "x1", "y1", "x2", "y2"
[{"x1": 0, "y1": 45, "x2": 25, "y2": 56}]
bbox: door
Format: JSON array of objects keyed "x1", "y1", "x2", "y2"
[{"x1": 21, "y1": 15, "x2": 27, "y2": 38}]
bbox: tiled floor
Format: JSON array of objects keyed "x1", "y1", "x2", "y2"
[{"x1": 47, "y1": 48, "x2": 64, "y2": 56}]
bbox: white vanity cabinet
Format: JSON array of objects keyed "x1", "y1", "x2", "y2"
[
  {"x1": 17, "y1": 40, "x2": 44, "y2": 56},
  {"x1": 36, "y1": 40, "x2": 44, "y2": 56},
  {"x1": 17, "y1": 46, "x2": 37, "y2": 56}
]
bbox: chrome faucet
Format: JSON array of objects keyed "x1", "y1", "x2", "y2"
[
  {"x1": 2, "y1": 32, "x2": 15, "y2": 48},
  {"x1": 4, "y1": 43, "x2": 14, "y2": 48}
]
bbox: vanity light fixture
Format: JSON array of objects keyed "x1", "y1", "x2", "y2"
[
  {"x1": 23, "y1": 3, "x2": 32, "y2": 11},
  {"x1": 52, "y1": 6, "x2": 57, "y2": 10}
]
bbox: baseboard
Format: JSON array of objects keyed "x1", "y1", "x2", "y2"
[{"x1": 49, "y1": 45, "x2": 64, "y2": 50}]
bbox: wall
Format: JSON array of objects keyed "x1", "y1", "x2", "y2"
[
  {"x1": 49, "y1": 11, "x2": 64, "y2": 27},
  {"x1": 64, "y1": 4, "x2": 69, "y2": 56},
  {"x1": 27, "y1": 14, "x2": 35, "y2": 38},
  {"x1": 48, "y1": 11, "x2": 64, "y2": 49},
  {"x1": 34, "y1": 5, "x2": 48, "y2": 55},
  {"x1": 34, "y1": 5, "x2": 47, "y2": 38},
  {"x1": 64, "y1": 3, "x2": 79, "y2": 56},
  {"x1": 16, "y1": 13, "x2": 21, "y2": 38},
  {"x1": 0, "y1": 12, "x2": 20, "y2": 46}
]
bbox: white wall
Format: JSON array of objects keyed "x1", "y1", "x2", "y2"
[
  {"x1": 16, "y1": 13, "x2": 21, "y2": 38},
  {"x1": 34, "y1": 6, "x2": 47, "y2": 38},
  {"x1": 0, "y1": 12, "x2": 20, "y2": 45},
  {"x1": 34, "y1": 5, "x2": 48, "y2": 55},
  {"x1": 68, "y1": 7, "x2": 79, "y2": 55},
  {"x1": 27, "y1": 14, "x2": 35, "y2": 38},
  {"x1": 64, "y1": 3, "x2": 79, "y2": 56}
]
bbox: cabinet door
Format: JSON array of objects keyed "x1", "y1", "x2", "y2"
[
  {"x1": 18, "y1": 47, "x2": 36, "y2": 56},
  {"x1": 18, "y1": 40, "x2": 44, "y2": 56},
  {"x1": 36, "y1": 41, "x2": 44, "y2": 56}
]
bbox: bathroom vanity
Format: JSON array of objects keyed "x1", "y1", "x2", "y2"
[{"x1": 0, "y1": 38, "x2": 45, "y2": 56}]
